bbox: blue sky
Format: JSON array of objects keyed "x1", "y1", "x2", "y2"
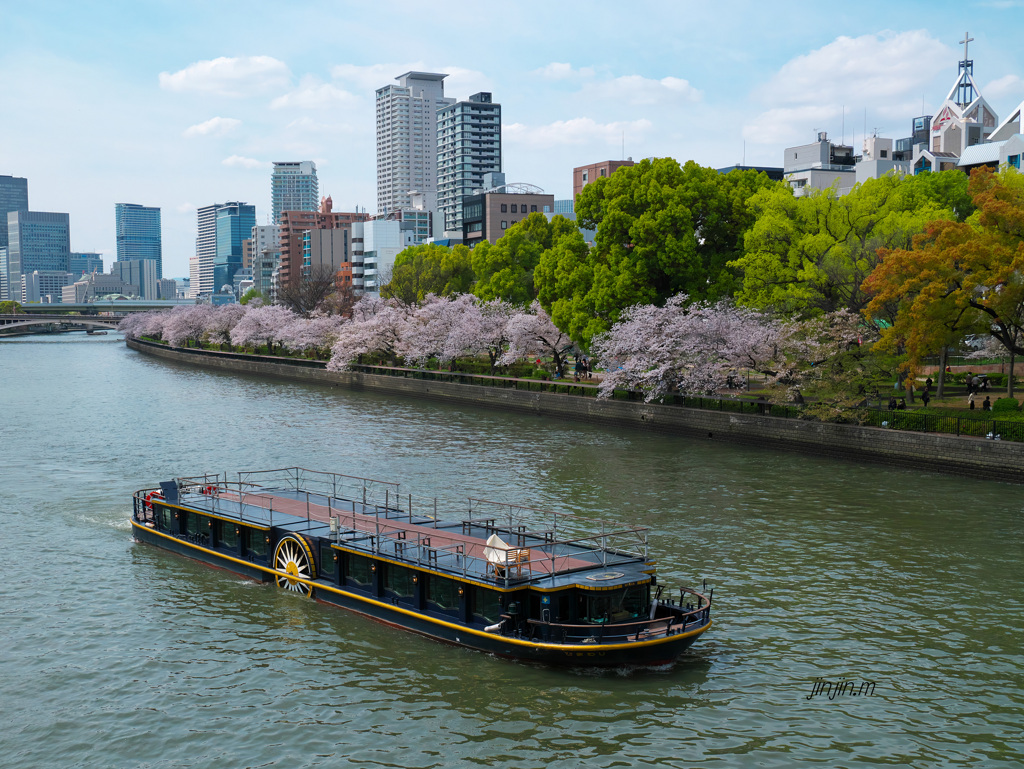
[{"x1": 2, "y1": 0, "x2": 1023, "y2": 278}]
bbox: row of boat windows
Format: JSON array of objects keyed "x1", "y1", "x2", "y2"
[
  {"x1": 153, "y1": 505, "x2": 268, "y2": 558},
  {"x1": 318, "y1": 544, "x2": 502, "y2": 623}
]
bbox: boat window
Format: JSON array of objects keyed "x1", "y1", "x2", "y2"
[
  {"x1": 186, "y1": 512, "x2": 202, "y2": 537},
  {"x1": 247, "y1": 529, "x2": 267, "y2": 559},
  {"x1": 155, "y1": 504, "x2": 174, "y2": 532},
  {"x1": 319, "y1": 543, "x2": 336, "y2": 581},
  {"x1": 385, "y1": 564, "x2": 415, "y2": 598},
  {"x1": 471, "y1": 586, "x2": 502, "y2": 624},
  {"x1": 347, "y1": 553, "x2": 373, "y2": 586},
  {"x1": 578, "y1": 585, "x2": 649, "y2": 623},
  {"x1": 218, "y1": 521, "x2": 239, "y2": 550},
  {"x1": 428, "y1": 576, "x2": 459, "y2": 610}
]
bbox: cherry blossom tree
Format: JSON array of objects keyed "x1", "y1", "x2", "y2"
[
  {"x1": 499, "y1": 301, "x2": 574, "y2": 376},
  {"x1": 229, "y1": 305, "x2": 297, "y2": 353},
  {"x1": 204, "y1": 304, "x2": 247, "y2": 348},
  {"x1": 444, "y1": 298, "x2": 517, "y2": 372},
  {"x1": 326, "y1": 296, "x2": 409, "y2": 370},
  {"x1": 397, "y1": 294, "x2": 483, "y2": 368},
  {"x1": 162, "y1": 305, "x2": 218, "y2": 348},
  {"x1": 592, "y1": 295, "x2": 798, "y2": 400},
  {"x1": 278, "y1": 315, "x2": 344, "y2": 357}
]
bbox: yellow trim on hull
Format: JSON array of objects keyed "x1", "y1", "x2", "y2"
[{"x1": 131, "y1": 519, "x2": 712, "y2": 653}]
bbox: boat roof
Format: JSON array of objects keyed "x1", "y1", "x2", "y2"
[{"x1": 165, "y1": 468, "x2": 653, "y2": 591}]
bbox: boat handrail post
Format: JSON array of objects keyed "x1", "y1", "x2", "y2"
[
  {"x1": 385, "y1": 489, "x2": 389, "y2": 515},
  {"x1": 602, "y1": 523, "x2": 607, "y2": 567},
  {"x1": 433, "y1": 498, "x2": 437, "y2": 527}
]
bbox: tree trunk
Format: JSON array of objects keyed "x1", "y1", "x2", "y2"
[
  {"x1": 937, "y1": 347, "x2": 948, "y2": 398},
  {"x1": 1009, "y1": 349, "x2": 1016, "y2": 398}
]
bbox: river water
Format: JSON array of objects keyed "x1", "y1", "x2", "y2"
[{"x1": 1, "y1": 334, "x2": 1022, "y2": 768}]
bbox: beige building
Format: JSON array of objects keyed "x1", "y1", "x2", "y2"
[{"x1": 461, "y1": 183, "x2": 554, "y2": 246}]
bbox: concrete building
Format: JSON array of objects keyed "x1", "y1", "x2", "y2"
[
  {"x1": 376, "y1": 72, "x2": 454, "y2": 217},
  {"x1": 62, "y1": 272, "x2": 138, "y2": 303},
  {"x1": 461, "y1": 176, "x2": 555, "y2": 246},
  {"x1": 278, "y1": 196, "x2": 370, "y2": 286},
  {"x1": 783, "y1": 132, "x2": 856, "y2": 196},
  {"x1": 0, "y1": 174, "x2": 29, "y2": 251},
  {"x1": 111, "y1": 258, "x2": 157, "y2": 299},
  {"x1": 437, "y1": 92, "x2": 502, "y2": 236},
  {"x1": 22, "y1": 270, "x2": 73, "y2": 303},
  {"x1": 249, "y1": 224, "x2": 280, "y2": 299},
  {"x1": 351, "y1": 218, "x2": 416, "y2": 295},
  {"x1": 70, "y1": 252, "x2": 103, "y2": 277},
  {"x1": 157, "y1": 278, "x2": 178, "y2": 300},
  {"x1": 194, "y1": 202, "x2": 255, "y2": 297},
  {"x1": 855, "y1": 134, "x2": 912, "y2": 185},
  {"x1": 271, "y1": 161, "x2": 318, "y2": 225},
  {"x1": 572, "y1": 160, "x2": 634, "y2": 206},
  {"x1": 3, "y1": 211, "x2": 70, "y2": 302},
  {"x1": 115, "y1": 203, "x2": 162, "y2": 278}
]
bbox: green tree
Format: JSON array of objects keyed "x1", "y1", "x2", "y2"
[
  {"x1": 0, "y1": 300, "x2": 23, "y2": 314},
  {"x1": 732, "y1": 171, "x2": 965, "y2": 320},
  {"x1": 471, "y1": 213, "x2": 577, "y2": 304},
  {"x1": 536, "y1": 158, "x2": 776, "y2": 346},
  {"x1": 239, "y1": 287, "x2": 268, "y2": 305},
  {"x1": 382, "y1": 243, "x2": 475, "y2": 305}
]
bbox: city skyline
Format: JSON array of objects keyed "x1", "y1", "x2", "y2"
[{"x1": 2, "y1": 2, "x2": 1023, "y2": 278}]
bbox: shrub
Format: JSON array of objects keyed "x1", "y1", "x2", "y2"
[{"x1": 992, "y1": 397, "x2": 1020, "y2": 413}]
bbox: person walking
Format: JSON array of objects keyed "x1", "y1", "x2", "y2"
[
  {"x1": 983, "y1": 395, "x2": 992, "y2": 411},
  {"x1": 921, "y1": 390, "x2": 931, "y2": 408},
  {"x1": 968, "y1": 392, "x2": 976, "y2": 410}
]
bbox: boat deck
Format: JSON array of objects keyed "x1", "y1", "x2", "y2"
[{"x1": 176, "y1": 486, "x2": 649, "y2": 587}]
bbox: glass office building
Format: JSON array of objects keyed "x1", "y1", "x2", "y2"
[
  {"x1": 214, "y1": 203, "x2": 256, "y2": 292},
  {"x1": 115, "y1": 203, "x2": 162, "y2": 279}
]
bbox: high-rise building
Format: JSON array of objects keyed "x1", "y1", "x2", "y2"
[
  {"x1": 271, "y1": 162, "x2": 319, "y2": 225},
  {"x1": 157, "y1": 278, "x2": 178, "y2": 300},
  {"x1": 194, "y1": 202, "x2": 255, "y2": 296},
  {"x1": 111, "y1": 258, "x2": 158, "y2": 299},
  {"x1": 22, "y1": 270, "x2": 73, "y2": 303},
  {"x1": 115, "y1": 203, "x2": 162, "y2": 278},
  {"x1": 437, "y1": 92, "x2": 502, "y2": 236},
  {"x1": 3, "y1": 211, "x2": 70, "y2": 302},
  {"x1": 0, "y1": 175, "x2": 29, "y2": 251},
  {"x1": 376, "y1": 72, "x2": 454, "y2": 218},
  {"x1": 351, "y1": 219, "x2": 417, "y2": 295},
  {"x1": 70, "y1": 252, "x2": 104, "y2": 277}
]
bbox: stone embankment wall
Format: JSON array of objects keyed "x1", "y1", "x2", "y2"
[{"x1": 127, "y1": 339, "x2": 1024, "y2": 482}]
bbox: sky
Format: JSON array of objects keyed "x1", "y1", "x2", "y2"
[{"x1": 2, "y1": 0, "x2": 1023, "y2": 279}]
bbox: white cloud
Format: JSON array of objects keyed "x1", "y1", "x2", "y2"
[
  {"x1": 182, "y1": 116, "x2": 241, "y2": 138},
  {"x1": 285, "y1": 117, "x2": 356, "y2": 134},
  {"x1": 743, "y1": 30, "x2": 949, "y2": 147},
  {"x1": 985, "y1": 74, "x2": 1024, "y2": 101},
  {"x1": 222, "y1": 155, "x2": 270, "y2": 169},
  {"x1": 533, "y1": 62, "x2": 595, "y2": 80},
  {"x1": 584, "y1": 75, "x2": 702, "y2": 105},
  {"x1": 271, "y1": 80, "x2": 358, "y2": 110},
  {"x1": 175, "y1": 202, "x2": 196, "y2": 214},
  {"x1": 504, "y1": 117, "x2": 652, "y2": 149},
  {"x1": 159, "y1": 56, "x2": 291, "y2": 97}
]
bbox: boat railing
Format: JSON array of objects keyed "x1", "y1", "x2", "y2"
[
  {"x1": 524, "y1": 589, "x2": 712, "y2": 644},
  {"x1": 467, "y1": 497, "x2": 649, "y2": 562}
]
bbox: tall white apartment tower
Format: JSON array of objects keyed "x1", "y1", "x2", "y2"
[
  {"x1": 271, "y1": 161, "x2": 318, "y2": 225},
  {"x1": 437, "y1": 92, "x2": 502, "y2": 236},
  {"x1": 375, "y1": 72, "x2": 454, "y2": 221}
]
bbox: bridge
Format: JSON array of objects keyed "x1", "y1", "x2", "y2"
[
  {"x1": 15, "y1": 299, "x2": 195, "y2": 314},
  {"x1": 0, "y1": 314, "x2": 126, "y2": 333}
]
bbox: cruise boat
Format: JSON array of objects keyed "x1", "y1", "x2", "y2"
[{"x1": 130, "y1": 468, "x2": 712, "y2": 667}]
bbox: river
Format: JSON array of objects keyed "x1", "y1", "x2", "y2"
[{"x1": 1, "y1": 334, "x2": 1021, "y2": 768}]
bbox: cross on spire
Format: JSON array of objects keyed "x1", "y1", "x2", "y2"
[{"x1": 959, "y1": 32, "x2": 974, "y2": 65}]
